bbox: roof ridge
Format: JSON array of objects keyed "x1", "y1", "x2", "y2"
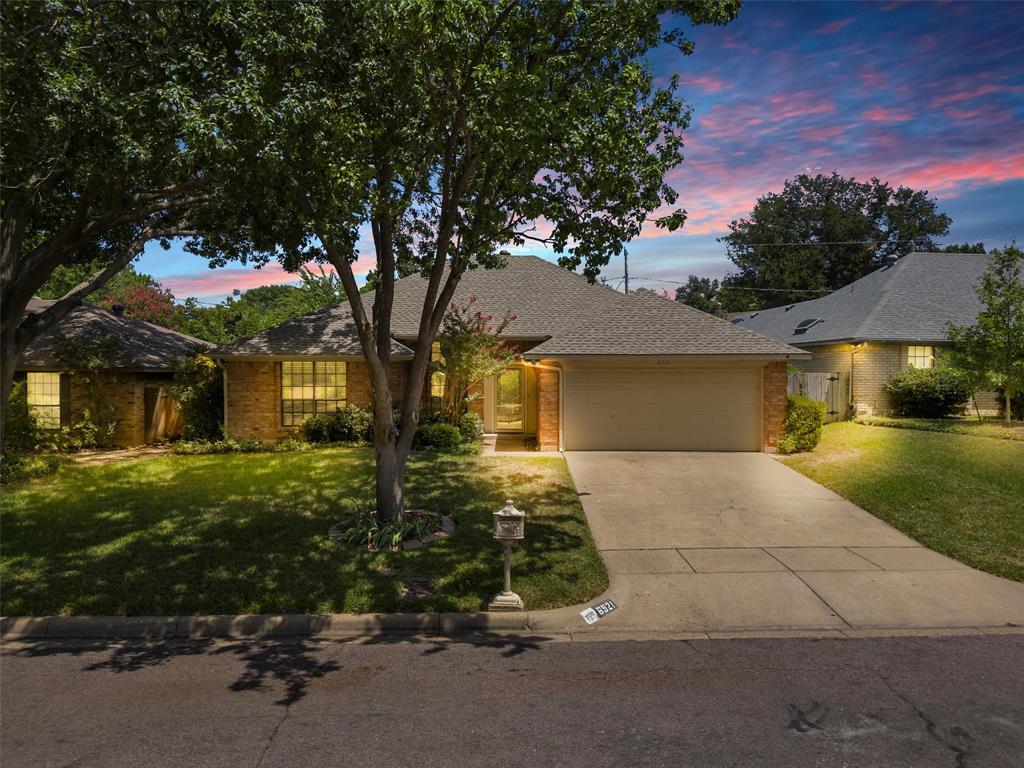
[{"x1": 851, "y1": 255, "x2": 912, "y2": 340}]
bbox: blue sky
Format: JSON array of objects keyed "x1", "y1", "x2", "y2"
[{"x1": 140, "y1": 0, "x2": 1024, "y2": 302}]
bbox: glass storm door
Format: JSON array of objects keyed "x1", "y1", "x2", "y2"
[{"x1": 496, "y1": 368, "x2": 524, "y2": 432}]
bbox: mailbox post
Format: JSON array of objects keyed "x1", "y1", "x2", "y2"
[{"x1": 489, "y1": 499, "x2": 525, "y2": 611}]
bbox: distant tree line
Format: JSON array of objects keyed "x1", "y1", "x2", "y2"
[{"x1": 673, "y1": 172, "x2": 992, "y2": 315}]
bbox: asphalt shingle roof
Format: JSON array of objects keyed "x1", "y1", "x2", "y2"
[
  {"x1": 730, "y1": 252, "x2": 998, "y2": 346},
  {"x1": 20, "y1": 300, "x2": 213, "y2": 371},
  {"x1": 218, "y1": 255, "x2": 802, "y2": 358}
]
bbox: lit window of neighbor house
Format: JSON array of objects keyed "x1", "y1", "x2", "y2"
[
  {"x1": 26, "y1": 372, "x2": 62, "y2": 429},
  {"x1": 907, "y1": 345, "x2": 934, "y2": 369},
  {"x1": 430, "y1": 341, "x2": 445, "y2": 400},
  {"x1": 281, "y1": 361, "x2": 346, "y2": 426}
]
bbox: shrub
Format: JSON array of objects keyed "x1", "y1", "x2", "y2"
[
  {"x1": 778, "y1": 395, "x2": 825, "y2": 454},
  {"x1": 172, "y1": 355, "x2": 224, "y2": 440},
  {"x1": 0, "y1": 452, "x2": 65, "y2": 484},
  {"x1": 302, "y1": 405, "x2": 373, "y2": 444},
  {"x1": 338, "y1": 502, "x2": 441, "y2": 550},
  {"x1": 412, "y1": 422, "x2": 463, "y2": 451},
  {"x1": 4, "y1": 380, "x2": 41, "y2": 452},
  {"x1": 171, "y1": 438, "x2": 308, "y2": 455},
  {"x1": 457, "y1": 410, "x2": 483, "y2": 443},
  {"x1": 884, "y1": 367, "x2": 971, "y2": 418}
]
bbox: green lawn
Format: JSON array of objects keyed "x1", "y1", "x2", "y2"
[
  {"x1": 782, "y1": 422, "x2": 1024, "y2": 582},
  {"x1": 855, "y1": 415, "x2": 1024, "y2": 441},
  {"x1": 0, "y1": 448, "x2": 607, "y2": 616}
]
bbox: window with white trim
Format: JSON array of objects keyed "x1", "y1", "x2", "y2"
[
  {"x1": 907, "y1": 345, "x2": 934, "y2": 369},
  {"x1": 281, "y1": 361, "x2": 346, "y2": 426},
  {"x1": 26, "y1": 372, "x2": 62, "y2": 429}
]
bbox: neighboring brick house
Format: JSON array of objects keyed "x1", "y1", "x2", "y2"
[
  {"x1": 15, "y1": 300, "x2": 212, "y2": 446},
  {"x1": 213, "y1": 255, "x2": 804, "y2": 452},
  {"x1": 731, "y1": 251, "x2": 1001, "y2": 416}
]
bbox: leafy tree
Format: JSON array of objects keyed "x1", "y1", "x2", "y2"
[
  {"x1": 0, "y1": 1, "x2": 294, "y2": 448},
  {"x1": 941, "y1": 242, "x2": 986, "y2": 254},
  {"x1": 947, "y1": 245, "x2": 1024, "y2": 425},
  {"x1": 179, "y1": 281, "x2": 338, "y2": 346},
  {"x1": 38, "y1": 262, "x2": 183, "y2": 328},
  {"x1": 171, "y1": 355, "x2": 224, "y2": 441},
  {"x1": 436, "y1": 299, "x2": 517, "y2": 425},
  {"x1": 720, "y1": 172, "x2": 952, "y2": 310},
  {"x1": 225, "y1": 0, "x2": 740, "y2": 521},
  {"x1": 675, "y1": 275, "x2": 724, "y2": 315}
]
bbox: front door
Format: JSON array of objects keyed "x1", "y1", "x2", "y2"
[{"x1": 496, "y1": 367, "x2": 524, "y2": 432}]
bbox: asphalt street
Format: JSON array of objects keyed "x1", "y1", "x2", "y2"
[{"x1": 2, "y1": 633, "x2": 1023, "y2": 767}]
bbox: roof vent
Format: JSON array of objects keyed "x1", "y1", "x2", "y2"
[
  {"x1": 793, "y1": 318, "x2": 821, "y2": 335},
  {"x1": 111, "y1": 303, "x2": 126, "y2": 317},
  {"x1": 784, "y1": 304, "x2": 796, "y2": 312},
  {"x1": 498, "y1": 249, "x2": 512, "y2": 257}
]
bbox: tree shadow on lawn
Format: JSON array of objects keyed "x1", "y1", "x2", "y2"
[{"x1": 1, "y1": 451, "x2": 604, "y2": 615}]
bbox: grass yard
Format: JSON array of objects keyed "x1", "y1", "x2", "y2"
[
  {"x1": 855, "y1": 415, "x2": 1024, "y2": 441},
  {"x1": 0, "y1": 448, "x2": 607, "y2": 616},
  {"x1": 782, "y1": 422, "x2": 1024, "y2": 582}
]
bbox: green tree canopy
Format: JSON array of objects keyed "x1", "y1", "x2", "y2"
[
  {"x1": 941, "y1": 242, "x2": 987, "y2": 254},
  {"x1": 216, "y1": 0, "x2": 740, "y2": 520},
  {"x1": 0, "y1": 1, "x2": 299, "y2": 445},
  {"x1": 674, "y1": 275, "x2": 725, "y2": 316},
  {"x1": 947, "y1": 245, "x2": 1024, "y2": 425},
  {"x1": 720, "y1": 172, "x2": 952, "y2": 311}
]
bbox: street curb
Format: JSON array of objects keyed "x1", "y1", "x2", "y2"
[
  {"x1": 3, "y1": 613, "x2": 1022, "y2": 643},
  {"x1": 0, "y1": 612, "x2": 531, "y2": 641}
]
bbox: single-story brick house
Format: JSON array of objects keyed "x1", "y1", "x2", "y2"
[
  {"x1": 15, "y1": 300, "x2": 212, "y2": 446},
  {"x1": 213, "y1": 255, "x2": 805, "y2": 451},
  {"x1": 730, "y1": 251, "x2": 998, "y2": 416}
]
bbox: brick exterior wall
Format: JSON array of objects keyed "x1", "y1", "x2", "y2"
[
  {"x1": 536, "y1": 365, "x2": 560, "y2": 450},
  {"x1": 63, "y1": 371, "x2": 176, "y2": 447},
  {"x1": 224, "y1": 359, "x2": 411, "y2": 440},
  {"x1": 792, "y1": 341, "x2": 1000, "y2": 416},
  {"x1": 762, "y1": 361, "x2": 787, "y2": 449}
]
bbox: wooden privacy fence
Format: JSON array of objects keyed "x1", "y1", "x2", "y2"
[
  {"x1": 144, "y1": 385, "x2": 184, "y2": 443},
  {"x1": 787, "y1": 372, "x2": 851, "y2": 423}
]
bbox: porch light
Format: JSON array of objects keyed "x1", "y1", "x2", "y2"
[{"x1": 489, "y1": 499, "x2": 526, "y2": 611}]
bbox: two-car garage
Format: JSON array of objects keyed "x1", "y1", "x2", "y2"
[{"x1": 561, "y1": 363, "x2": 764, "y2": 452}]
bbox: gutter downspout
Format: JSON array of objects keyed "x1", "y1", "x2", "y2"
[
  {"x1": 527, "y1": 361, "x2": 564, "y2": 452},
  {"x1": 218, "y1": 358, "x2": 229, "y2": 438}
]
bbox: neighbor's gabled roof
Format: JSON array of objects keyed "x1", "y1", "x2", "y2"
[
  {"x1": 217, "y1": 255, "x2": 804, "y2": 359},
  {"x1": 730, "y1": 252, "x2": 996, "y2": 346},
  {"x1": 19, "y1": 300, "x2": 213, "y2": 372}
]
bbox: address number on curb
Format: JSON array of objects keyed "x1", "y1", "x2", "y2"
[{"x1": 580, "y1": 600, "x2": 618, "y2": 625}]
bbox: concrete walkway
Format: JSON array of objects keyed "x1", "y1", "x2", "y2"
[{"x1": 531, "y1": 452, "x2": 1024, "y2": 635}]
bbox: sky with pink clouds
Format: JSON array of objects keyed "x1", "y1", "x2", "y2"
[{"x1": 140, "y1": 0, "x2": 1024, "y2": 302}]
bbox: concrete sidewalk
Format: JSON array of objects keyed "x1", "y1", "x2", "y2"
[{"x1": 537, "y1": 451, "x2": 1024, "y2": 636}]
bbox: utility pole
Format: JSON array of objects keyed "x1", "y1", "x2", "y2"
[{"x1": 624, "y1": 251, "x2": 630, "y2": 294}]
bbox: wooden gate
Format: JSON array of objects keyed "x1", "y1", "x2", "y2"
[
  {"x1": 787, "y1": 372, "x2": 850, "y2": 423},
  {"x1": 144, "y1": 386, "x2": 184, "y2": 443}
]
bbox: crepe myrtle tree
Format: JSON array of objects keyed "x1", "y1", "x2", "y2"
[
  {"x1": 215, "y1": 0, "x2": 740, "y2": 521},
  {"x1": 0, "y1": 1, "x2": 308, "y2": 449}
]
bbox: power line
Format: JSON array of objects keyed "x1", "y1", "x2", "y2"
[{"x1": 625, "y1": 275, "x2": 830, "y2": 294}]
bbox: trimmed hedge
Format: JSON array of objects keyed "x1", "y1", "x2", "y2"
[
  {"x1": 303, "y1": 405, "x2": 373, "y2": 444},
  {"x1": 458, "y1": 411, "x2": 483, "y2": 443},
  {"x1": 884, "y1": 367, "x2": 971, "y2": 418},
  {"x1": 412, "y1": 422, "x2": 463, "y2": 451},
  {"x1": 778, "y1": 395, "x2": 825, "y2": 454}
]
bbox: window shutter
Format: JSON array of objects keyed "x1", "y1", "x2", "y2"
[{"x1": 60, "y1": 374, "x2": 71, "y2": 427}]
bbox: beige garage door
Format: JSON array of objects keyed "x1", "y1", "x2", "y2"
[{"x1": 563, "y1": 366, "x2": 761, "y2": 451}]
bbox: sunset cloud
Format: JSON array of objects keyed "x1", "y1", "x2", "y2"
[{"x1": 140, "y1": 1, "x2": 1023, "y2": 299}]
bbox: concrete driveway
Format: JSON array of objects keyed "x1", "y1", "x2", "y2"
[{"x1": 535, "y1": 452, "x2": 1024, "y2": 635}]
